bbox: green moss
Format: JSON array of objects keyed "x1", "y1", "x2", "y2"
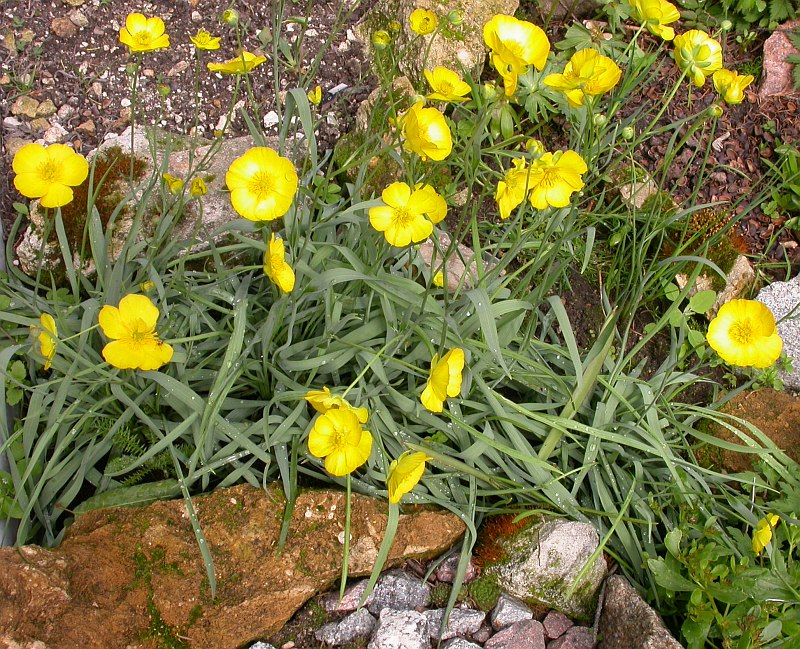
[
  {"x1": 467, "y1": 575, "x2": 502, "y2": 611},
  {"x1": 430, "y1": 582, "x2": 452, "y2": 608}
]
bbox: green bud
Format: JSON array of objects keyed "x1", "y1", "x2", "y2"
[
  {"x1": 593, "y1": 113, "x2": 608, "y2": 127},
  {"x1": 372, "y1": 30, "x2": 391, "y2": 49},
  {"x1": 447, "y1": 10, "x2": 463, "y2": 26},
  {"x1": 721, "y1": 20, "x2": 733, "y2": 31},
  {"x1": 621, "y1": 126, "x2": 635, "y2": 140},
  {"x1": 708, "y1": 104, "x2": 724, "y2": 118},
  {"x1": 222, "y1": 9, "x2": 239, "y2": 27}
]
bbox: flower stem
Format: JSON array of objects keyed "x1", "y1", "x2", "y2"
[{"x1": 339, "y1": 474, "x2": 352, "y2": 601}]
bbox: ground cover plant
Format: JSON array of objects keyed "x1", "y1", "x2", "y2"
[{"x1": 2, "y1": 1, "x2": 799, "y2": 647}]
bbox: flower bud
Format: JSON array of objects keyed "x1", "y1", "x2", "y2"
[
  {"x1": 157, "y1": 84, "x2": 171, "y2": 97},
  {"x1": 593, "y1": 113, "x2": 608, "y2": 127},
  {"x1": 708, "y1": 104, "x2": 724, "y2": 118},
  {"x1": 447, "y1": 10, "x2": 463, "y2": 26},
  {"x1": 372, "y1": 30, "x2": 391, "y2": 49},
  {"x1": 721, "y1": 20, "x2": 733, "y2": 31},
  {"x1": 621, "y1": 126, "x2": 635, "y2": 140},
  {"x1": 388, "y1": 20, "x2": 401, "y2": 34},
  {"x1": 222, "y1": 9, "x2": 239, "y2": 27}
]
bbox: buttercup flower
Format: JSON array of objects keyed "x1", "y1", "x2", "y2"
[
  {"x1": 305, "y1": 387, "x2": 369, "y2": 424},
  {"x1": 222, "y1": 9, "x2": 239, "y2": 27},
  {"x1": 162, "y1": 173, "x2": 184, "y2": 195},
  {"x1": 673, "y1": 30, "x2": 723, "y2": 87},
  {"x1": 543, "y1": 48, "x2": 622, "y2": 108},
  {"x1": 424, "y1": 66, "x2": 472, "y2": 102},
  {"x1": 712, "y1": 69, "x2": 754, "y2": 105},
  {"x1": 409, "y1": 9, "x2": 438, "y2": 36},
  {"x1": 400, "y1": 102, "x2": 452, "y2": 161},
  {"x1": 119, "y1": 13, "x2": 170, "y2": 53},
  {"x1": 372, "y1": 30, "x2": 392, "y2": 49},
  {"x1": 483, "y1": 15, "x2": 550, "y2": 96},
  {"x1": 13, "y1": 143, "x2": 89, "y2": 208},
  {"x1": 307, "y1": 85, "x2": 322, "y2": 105},
  {"x1": 629, "y1": 0, "x2": 681, "y2": 40},
  {"x1": 752, "y1": 514, "x2": 780, "y2": 555},
  {"x1": 190, "y1": 28, "x2": 221, "y2": 51},
  {"x1": 308, "y1": 408, "x2": 373, "y2": 476},
  {"x1": 369, "y1": 182, "x2": 447, "y2": 247},
  {"x1": 495, "y1": 158, "x2": 531, "y2": 219},
  {"x1": 190, "y1": 177, "x2": 208, "y2": 198},
  {"x1": 98, "y1": 294, "x2": 173, "y2": 371},
  {"x1": 263, "y1": 233, "x2": 295, "y2": 293},
  {"x1": 34, "y1": 314, "x2": 57, "y2": 371},
  {"x1": 387, "y1": 451, "x2": 431, "y2": 504},
  {"x1": 421, "y1": 348, "x2": 465, "y2": 413},
  {"x1": 527, "y1": 150, "x2": 587, "y2": 209},
  {"x1": 706, "y1": 299, "x2": 783, "y2": 368},
  {"x1": 225, "y1": 147, "x2": 298, "y2": 221},
  {"x1": 207, "y1": 51, "x2": 267, "y2": 75}
]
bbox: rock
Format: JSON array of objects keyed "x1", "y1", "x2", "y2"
[
  {"x1": 675, "y1": 255, "x2": 755, "y2": 317},
  {"x1": 315, "y1": 608, "x2": 377, "y2": 645},
  {"x1": 68, "y1": 9, "x2": 89, "y2": 28},
  {"x1": 425, "y1": 607, "x2": 486, "y2": 640},
  {"x1": 62, "y1": 0, "x2": 86, "y2": 6},
  {"x1": 168, "y1": 61, "x2": 191, "y2": 77},
  {"x1": 10, "y1": 96, "x2": 40, "y2": 119},
  {"x1": 441, "y1": 639, "x2": 483, "y2": 649},
  {"x1": 365, "y1": 569, "x2": 431, "y2": 614},
  {"x1": 29, "y1": 117, "x2": 51, "y2": 133},
  {"x1": 0, "y1": 484, "x2": 464, "y2": 648},
  {"x1": 483, "y1": 519, "x2": 607, "y2": 621},
  {"x1": 543, "y1": 610, "x2": 574, "y2": 639},
  {"x1": 368, "y1": 609, "x2": 430, "y2": 649},
  {"x1": 42, "y1": 123, "x2": 68, "y2": 143},
  {"x1": 248, "y1": 644, "x2": 278, "y2": 649},
  {"x1": 4, "y1": 136, "x2": 31, "y2": 157},
  {"x1": 536, "y1": 0, "x2": 601, "y2": 20},
  {"x1": 484, "y1": 619, "x2": 546, "y2": 649},
  {"x1": 76, "y1": 119, "x2": 96, "y2": 136},
  {"x1": 759, "y1": 19, "x2": 800, "y2": 98},
  {"x1": 549, "y1": 626, "x2": 596, "y2": 649},
  {"x1": 418, "y1": 231, "x2": 499, "y2": 291},
  {"x1": 320, "y1": 579, "x2": 370, "y2": 613},
  {"x1": 490, "y1": 593, "x2": 533, "y2": 630},
  {"x1": 57, "y1": 104, "x2": 76, "y2": 121},
  {"x1": 51, "y1": 16, "x2": 77, "y2": 38},
  {"x1": 434, "y1": 554, "x2": 477, "y2": 583},
  {"x1": 757, "y1": 276, "x2": 800, "y2": 389},
  {"x1": 598, "y1": 575, "x2": 682, "y2": 649}
]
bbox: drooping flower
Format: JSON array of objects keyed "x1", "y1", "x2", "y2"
[
  {"x1": 673, "y1": 30, "x2": 723, "y2": 87},
  {"x1": 369, "y1": 181, "x2": 447, "y2": 247},
  {"x1": 752, "y1": 514, "x2": 780, "y2": 555},
  {"x1": 307, "y1": 85, "x2": 322, "y2": 105},
  {"x1": 387, "y1": 451, "x2": 431, "y2": 504},
  {"x1": 162, "y1": 173, "x2": 184, "y2": 195},
  {"x1": 119, "y1": 13, "x2": 170, "y2": 53},
  {"x1": 190, "y1": 177, "x2": 208, "y2": 198},
  {"x1": 421, "y1": 348, "x2": 465, "y2": 413},
  {"x1": 207, "y1": 51, "x2": 267, "y2": 75},
  {"x1": 483, "y1": 15, "x2": 550, "y2": 96},
  {"x1": 527, "y1": 150, "x2": 588, "y2": 209},
  {"x1": 400, "y1": 102, "x2": 452, "y2": 161},
  {"x1": 98, "y1": 294, "x2": 173, "y2": 371},
  {"x1": 409, "y1": 9, "x2": 438, "y2": 36},
  {"x1": 495, "y1": 157, "x2": 531, "y2": 219},
  {"x1": 629, "y1": 0, "x2": 681, "y2": 41},
  {"x1": 34, "y1": 313, "x2": 57, "y2": 371},
  {"x1": 221, "y1": 9, "x2": 239, "y2": 27},
  {"x1": 190, "y1": 28, "x2": 221, "y2": 51},
  {"x1": 305, "y1": 387, "x2": 369, "y2": 424},
  {"x1": 308, "y1": 408, "x2": 373, "y2": 476},
  {"x1": 706, "y1": 300, "x2": 783, "y2": 368},
  {"x1": 543, "y1": 48, "x2": 622, "y2": 108},
  {"x1": 12, "y1": 143, "x2": 89, "y2": 208},
  {"x1": 263, "y1": 233, "x2": 295, "y2": 293},
  {"x1": 424, "y1": 66, "x2": 472, "y2": 102},
  {"x1": 225, "y1": 147, "x2": 298, "y2": 221},
  {"x1": 712, "y1": 69, "x2": 754, "y2": 105}
]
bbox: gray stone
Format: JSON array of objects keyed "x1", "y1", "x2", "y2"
[
  {"x1": 490, "y1": 593, "x2": 533, "y2": 630},
  {"x1": 484, "y1": 619, "x2": 546, "y2": 649},
  {"x1": 320, "y1": 579, "x2": 369, "y2": 613},
  {"x1": 757, "y1": 275, "x2": 800, "y2": 390},
  {"x1": 535, "y1": 0, "x2": 601, "y2": 20},
  {"x1": 366, "y1": 570, "x2": 431, "y2": 615},
  {"x1": 315, "y1": 608, "x2": 376, "y2": 645},
  {"x1": 549, "y1": 626, "x2": 595, "y2": 649},
  {"x1": 425, "y1": 607, "x2": 486, "y2": 640},
  {"x1": 434, "y1": 554, "x2": 478, "y2": 584},
  {"x1": 248, "y1": 644, "x2": 277, "y2": 649},
  {"x1": 543, "y1": 610, "x2": 574, "y2": 639},
  {"x1": 368, "y1": 609, "x2": 430, "y2": 649},
  {"x1": 759, "y1": 19, "x2": 800, "y2": 98},
  {"x1": 441, "y1": 639, "x2": 483, "y2": 649},
  {"x1": 484, "y1": 519, "x2": 607, "y2": 621},
  {"x1": 597, "y1": 575, "x2": 682, "y2": 649}
]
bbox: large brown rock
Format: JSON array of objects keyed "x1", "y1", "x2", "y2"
[
  {"x1": 759, "y1": 19, "x2": 800, "y2": 98},
  {"x1": 0, "y1": 484, "x2": 465, "y2": 649}
]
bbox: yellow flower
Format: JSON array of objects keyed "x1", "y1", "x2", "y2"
[
  {"x1": 263, "y1": 233, "x2": 295, "y2": 293},
  {"x1": 98, "y1": 294, "x2": 173, "y2": 371},
  {"x1": 433, "y1": 271, "x2": 445, "y2": 287},
  {"x1": 712, "y1": 69, "x2": 754, "y2": 105},
  {"x1": 222, "y1": 9, "x2": 239, "y2": 26},
  {"x1": 308, "y1": 408, "x2": 373, "y2": 476},
  {"x1": 752, "y1": 514, "x2": 779, "y2": 555},
  {"x1": 305, "y1": 387, "x2": 369, "y2": 424},
  {"x1": 140, "y1": 281, "x2": 156, "y2": 293},
  {"x1": 495, "y1": 158, "x2": 531, "y2": 219},
  {"x1": 12, "y1": 143, "x2": 89, "y2": 208},
  {"x1": 409, "y1": 9, "x2": 438, "y2": 36},
  {"x1": 387, "y1": 451, "x2": 431, "y2": 504},
  {"x1": 527, "y1": 150, "x2": 588, "y2": 209},
  {"x1": 400, "y1": 102, "x2": 452, "y2": 161},
  {"x1": 543, "y1": 48, "x2": 622, "y2": 108},
  {"x1": 162, "y1": 173, "x2": 184, "y2": 195},
  {"x1": 190, "y1": 28, "x2": 221, "y2": 51},
  {"x1": 483, "y1": 15, "x2": 550, "y2": 96},
  {"x1": 207, "y1": 51, "x2": 267, "y2": 75},
  {"x1": 369, "y1": 181, "x2": 447, "y2": 247},
  {"x1": 372, "y1": 30, "x2": 392, "y2": 49},
  {"x1": 629, "y1": 0, "x2": 681, "y2": 41},
  {"x1": 706, "y1": 300, "x2": 783, "y2": 368},
  {"x1": 190, "y1": 177, "x2": 208, "y2": 198},
  {"x1": 307, "y1": 85, "x2": 322, "y2": 105},
  {"x1": 119, "y1": 13, "x2": 170, "y2": 53},
  {"x1": 673, "y1": 30, "x2": 723, "y2": 87},
  {"x1": 225, "y1": 147, "x2": 298, "y2": 221},
  {"x1": 421, "y1": 348, "x2": 465, "y2": 413},
  {"x1": 424, "y1": 67, "x2": 472, "y2": 102},
  {"x1": 34, "y1": 313, "x2": 57, "y2": 371}
]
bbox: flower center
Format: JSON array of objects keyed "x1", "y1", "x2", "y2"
[
  {"x1": 393, "y1": 207, "x2": 413, "y2": 227},
  {"x1": 440, "y1": 81, "x2": 453, "y2": 94},
  {"x1": 729, "y1": 320, "x2": 754, "y2": 345},
  {"x1": 127, "y1": 318, "x2": 157, "y2": 344},
  {"x1": 248, "y1": 172, "x2": 275, "y2": 199},
  {"x1": 38, "y1": 160, "x2": 60, "y2": 183},
  {"x1": 538, "y1": 168, "x2": 560, "y2": 189},
  {"x1": 134, "y1": 30, "x2": 152, "y2": 45},
  {"x1": 331, "y1": 429, "x2": 346, "y2": 450}
]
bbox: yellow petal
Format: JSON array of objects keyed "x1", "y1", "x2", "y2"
[{"x1": 387, "y1": 451, "x2": 430, "y2": 504}]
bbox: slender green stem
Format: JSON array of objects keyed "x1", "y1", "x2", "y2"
[{"x1": 340, "y1": 474, "x2": 352, "y2": 600}]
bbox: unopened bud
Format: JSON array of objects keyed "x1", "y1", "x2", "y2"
[
  {"x1": 721, "y1": 20, "x2": 733, "y2": 31},
  {"x1": 222, "y1": 9, "x2": 239, "y2": 27},
  {"x1": 621, "y1": 126, "x2": 635, "y2": 140},
  {"x1": 708, "y1": 104, "x2": 724, "y2": 118},
  {"x1": 593, "y1": 113, "x2": 608, "y2": 127},
  {"x1": 372, "y1": 30, "x2": 391, "y2": 49},
  {"x1": 447, "y1": 10, "x2": 463, "y2": 26}
]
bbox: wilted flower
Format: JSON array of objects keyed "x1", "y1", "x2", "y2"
[
  {"x1": 424, "y1": 66, "x2": 472, "y2": 102},
  {"x1": 263, "y1": 233, "x2": 295, "y2": 293},
  {"x1": 207, "y1": 51, "x2": 267, "y2": 75},
  {"x1": 305, "y1": 387, "x2": 369, "y2": 424},
  {"x1": 483, "y1": 14, "x2": 550, "y2": 96},
  {"x1": 706, "y1": 300, "x2": 783, "y2": 368},
  {"x1": 225, "y1": 147, "x2": 298, "y2": 221},
  {"x1": 162, "y1": 173, "x2": 184, "y2": 195},
  {"x1": 543, "y1": 48, "x2": 622, "y2": 108},
  {"x1": 307, "y1": 85, "x2": 322, "y2": 105},
  {"x1": 495, "y1": 157, "x2": 531, "y2": 219},
  {"x1": 119, "y1": 13, "x2": 170, "y2": 53},
  {"x1": 400, "y1": 102, "x2": 452, "y2": 161},
  {"x1": 752, "y1": 514, "x2": 780, "y2": 555},
  {"x1": 629, "y1": 0, "x2": 681, "y2": 40},
  {"x1": 372, "y1": 30, "x2": 392, "y2": 49},
  {"x1": 712, "y1": 69, "x2": 754, "y2": 105},
  {"x1": 98, "y1": 294, "x2": 173, "y2": 371},
  {"x1": 33, "y1": 314, "x2": 57, "y2": 371},
  {"x1": 409, "y1": 9, "x2": 438, "y2": 35},
  {"x1": 190, "y1": 177, "x2": 208, "y2": 198},
  {"x1": 527, "y1": 150, "x2": 588, "y2": 209},
  {"x1": 369, "y1": 182, "x2": 447, "y2": 247},
  {"x1": 387, "y1": 451, "x2": 431, "y2": 503},
  {"x1": 308, "y1": 408, "x2": 373, "y2": 476},
  {"x1": 421, "y1": 348, "x2": 465, "y2": 413},
  {"x1": 12, "y1": 143, "x2": 89, "y2": 208},
  {"x1": 190, "y1": 28, "x2": 221, "y2": 51},
  {"x1": 673, "y1": 30, "x2": 723, "y2": 87}
]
